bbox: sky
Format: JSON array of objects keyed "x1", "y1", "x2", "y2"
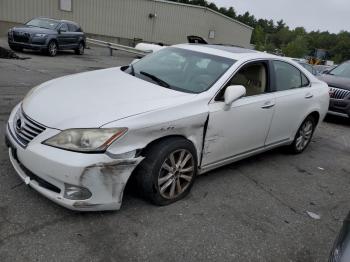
[{"x1": 211, "y1": 0, "x2": 349, "y2": 33}]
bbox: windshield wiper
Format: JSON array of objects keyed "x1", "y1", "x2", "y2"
[{"x1": 140, "y1": 71, "x2": 170, "y2": 88}]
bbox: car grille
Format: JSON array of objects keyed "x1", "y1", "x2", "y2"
[
  {"x1": 13, "y1": 32, "x2": 30, "y2": 43},
  {"x1": 13, "y1": 108, "x2": 46, "y2": 148},
  {"x1": 330, "y1": 87, "x2": 350, "y2": 100}
]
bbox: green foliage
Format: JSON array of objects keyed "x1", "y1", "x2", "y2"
[
  {"x1": 283, "y1": 36, "x2": 308, "y2": 57},
  {"x1": 166, "y1": 0, "x2": 350, "y2": 63}
]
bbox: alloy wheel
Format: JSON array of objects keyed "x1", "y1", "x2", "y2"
[
  {"x1": 295, "y1": 120, "x2": 314, "y2": 151},
  {"x1": 49, "y1": 42, "x2": 57, "y2": 56},
  {"x1": 158, "y1": 149, "x2": 195, "y2": 200}
]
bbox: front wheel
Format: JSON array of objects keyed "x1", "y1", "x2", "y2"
[
  {"x1": 47, "y1": 41, "x2": 58, "y2": 57},
  {"x1": 135, "y1": 138, "x2": 197, "y2": 206},
  {"x1": 288, "y1": 115, "x2": 316, "y2": 154}
]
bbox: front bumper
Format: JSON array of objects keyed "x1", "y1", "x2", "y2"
[
  {"x1": 8, "y1": 36, "x2": 48, "y2": 51},
  {"x1": 5, "y1": 105, "x2": 143, "y2": 211},
  {"x1": 329, "y1": 98, "x2": 350, "y2": 118}
]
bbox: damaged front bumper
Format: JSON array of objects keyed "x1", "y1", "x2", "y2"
[{"x1": 5, "y1": 106, "x2": 143, "y2": 211}]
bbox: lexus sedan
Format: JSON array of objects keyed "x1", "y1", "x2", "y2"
[
  {"x1": 5, "y1": 45, "x2": 329, "y2": 211},
  {"x1": 8, "y1": 17, "x2": 86, "y2": 56}
]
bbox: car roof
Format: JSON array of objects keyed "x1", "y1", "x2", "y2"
[
  {"x1": 37, "y1": 17, "x2": 78, "y2": 26},
  {"x1": 174, "y1": 43, "x2": 277, "y2": 61}
]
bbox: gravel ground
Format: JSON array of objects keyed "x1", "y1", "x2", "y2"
[{"x1": 0, "y1": 38, "x2": 349, "y2": 262}]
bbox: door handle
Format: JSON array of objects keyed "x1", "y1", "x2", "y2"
[
  {"x1": 305, "y1": 93, "x2": 314, "y2": 99},
  {"x1": 261, "y1": 101, "x2": 275, "y2": 109}
]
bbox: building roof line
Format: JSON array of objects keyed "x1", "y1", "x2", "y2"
[{"x1": 153, "y1": 0, "x2": 254, "y2": 30}]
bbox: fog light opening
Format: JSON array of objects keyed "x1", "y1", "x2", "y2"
[{"x1": 64, "y1": 184, "x2": 92, "y2": 200}]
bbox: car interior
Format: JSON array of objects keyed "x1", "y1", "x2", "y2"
[
  {"x1": 228, "y1": 62, "x2": 268, "y2": 96},
  {"x1": 215, "y1": 62, "x2": 268, "y2": 100}
]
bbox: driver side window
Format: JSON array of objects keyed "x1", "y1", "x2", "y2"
[{"x1": 225, "y1": 61, "x2": 268, "y2": 97}]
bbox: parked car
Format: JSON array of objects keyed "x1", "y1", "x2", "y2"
[
  {"x1": 298, "y1": 62, "x2": 318, "y2": 76},
  {"x1": 329, "y1": 212, "x2": 350, "y2": 262},
  {"x1": 314, "y1": 65, "x2": 335, "y2": 75},
  {"x1": 8, "y1": 17, "x2": 86, "y2": 56},
  {"x1": 5, "y1": 45, "x2": 329, "y2": 211},
  {"x1": 318, "y1": 61, "x2": 350, "y2": 119}
]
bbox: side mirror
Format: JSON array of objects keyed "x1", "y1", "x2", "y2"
[{"x1": 224, "y1": 85, "x2": 246, "y2": 106}]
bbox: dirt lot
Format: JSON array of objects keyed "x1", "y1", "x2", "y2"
[{"x1": 0, "y1": 39, "x2": 349, "y2": 262}]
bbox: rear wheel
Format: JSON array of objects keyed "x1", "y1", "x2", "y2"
[
  {"x1": 288, "y1": 115, "x2": 316, "y2": 154},
  {"x1": 47, "y1": 41, "x2": 58, "y2": 57},
  {"x1": 75, "y1": 42, "x2": 84, "y2": 55},
  {"x1": 135, "y1": 138, "x2": 197, "y2": 206}
]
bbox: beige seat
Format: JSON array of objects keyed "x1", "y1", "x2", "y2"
[{"x1": 229, "y1": 64, "x2": 267, "y2": 96}]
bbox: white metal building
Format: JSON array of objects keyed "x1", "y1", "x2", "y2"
[{"x1": 0, "y1": 0, "x2": 253, "y2": 47}]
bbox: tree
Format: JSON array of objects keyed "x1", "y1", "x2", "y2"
[
  {"x1": 165, "y1": 0, "x2": 350, "y2": 62},
  {"x1": 283, "y1": 36, "x2": 308, "y2": 58}
]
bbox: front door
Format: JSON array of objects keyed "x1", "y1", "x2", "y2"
[
  {"x1": 57, "y1": 23, "x2": 70, "y2": 48},
  {"x1": 201, "y1": 60, "x2": 275, "y2": 167}
]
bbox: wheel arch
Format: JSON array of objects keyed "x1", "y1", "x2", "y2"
[
  {"x1": 308, "y1": 111, "x2": 320, "y2": 125},
  {"x1": 139, "y1": 135, "x2": 198, "y2": 163},
  {"x1": 47, "y1": 38, "x2": 59, "y2": 49}
]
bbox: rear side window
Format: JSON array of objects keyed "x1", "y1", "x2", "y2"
[
  {"x1": 273, "y1": 61, "x2": 309, "y2": 91},
  {"x1": 68, "y1": 23, "x2": 78, "y2": 32}
]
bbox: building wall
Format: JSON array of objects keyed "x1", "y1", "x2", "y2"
[{"x1": 0, "y1": 0, "x2": 253, "y2": 47}]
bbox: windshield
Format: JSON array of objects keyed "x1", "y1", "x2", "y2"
[
  {"x1": 329, "y1": 62, "x2": 350, "y2": 78},
  {"x1": 126, "y1": 47, "x2": 235, "y2": 93},
  {"x1": 26, "y1": 18, "x2": 60, "y2": 30}
]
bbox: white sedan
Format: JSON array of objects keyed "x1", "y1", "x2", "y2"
[{"x1": 5, "y1": 44, "x2": 330, "y2": 211}]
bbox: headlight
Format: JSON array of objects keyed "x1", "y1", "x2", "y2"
[
  {"x1": 43, "y1": 128, "x2": 128, "y2": 152},
  {"x1": 34, "y1": 33, "x2": 47, "y2": 37}
]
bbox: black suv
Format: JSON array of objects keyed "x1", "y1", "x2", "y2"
[
  {"x1": 8, "y1": 17, "x2": 86, "y2": 57},
  {"x1": 318, "y1": 61, "x2": 350, "y2": 119}
]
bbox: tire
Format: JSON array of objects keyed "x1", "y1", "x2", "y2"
[
  {"x1": 134, "y1": 137, "x2": 198, "y2": 206},
  {"x1": 75, "y1": 42, "x2": 84, "y2": 55},
  {"x1": 47, "y1": 41, "x2": 58, "y2": 57},
  {"x1": 288, "y1": 115, "x2": 316, "y2": 154},
  {"x1": 9, "y1": 45, "x2": 22, "y2": 52}
]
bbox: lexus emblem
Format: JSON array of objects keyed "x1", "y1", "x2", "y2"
[{"x1": 16, "y1": 118, "x2": 23, "y2": 132}]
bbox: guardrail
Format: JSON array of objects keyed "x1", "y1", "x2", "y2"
[{"x1": 86, "y1": 38, "x2": 151, "y2": 57}]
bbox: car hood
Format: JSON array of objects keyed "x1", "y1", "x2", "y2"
[
  {"x1": 12, "y1": 25, "x2": 57, "y2": 35},
  {"x1": 22, "y1": 67, "x2": 195, "y2": 129},
  {"x1": 318, "y1": 74, "x2": 350, "y2": 91}
]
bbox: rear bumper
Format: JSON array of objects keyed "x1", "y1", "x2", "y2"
[
  {"x1": 329, "y1": 98, "x2": 350, "y2": 118},
  {"x1": 5, "y1": 104, "x2": 143, "y2": 211}
]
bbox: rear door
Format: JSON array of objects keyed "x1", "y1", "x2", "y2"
[
  {"x1": 67, "y1": 23, "x2": 81, "y2": 48},
  {"x1": 265, "y1": 60, "x2": 316, "y2": 145}
]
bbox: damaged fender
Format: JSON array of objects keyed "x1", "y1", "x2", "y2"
[{"x1": 74, "y1": 157, "x2": 144, "y2": 210}]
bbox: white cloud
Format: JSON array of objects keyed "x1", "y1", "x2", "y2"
[{"x1": 211, "y1": 0, "x2": 349, "y2": 33}]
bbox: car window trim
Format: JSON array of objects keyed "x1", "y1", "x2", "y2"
[
  {"x1": 211, "y1": 58, "x2": 273, "y2": 103},
  {"x1": 59, "y1": 23, "x2": 68, "y2": 31},
  {"x1": 269, "y1": 59, "x2": 311, "y2": 93}
]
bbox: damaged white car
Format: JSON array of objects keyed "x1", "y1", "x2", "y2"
[{"x1": 5, "y1": 44, "x2": 329, "y2": 211}]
